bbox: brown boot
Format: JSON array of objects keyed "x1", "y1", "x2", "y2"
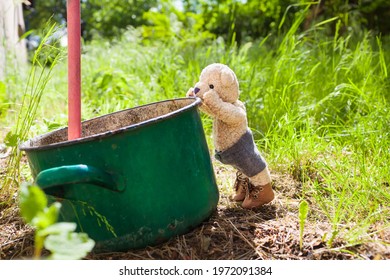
[
  {"x1": 231, "y1": 171, "x2": 249, "y2": 201},
  {"x1": 242, "y1": 182, "x2": 274, "y2": 209}
]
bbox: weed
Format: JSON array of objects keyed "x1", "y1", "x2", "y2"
[
  {"x1": 299, "y1": 200, "x2": 309, "y2": 250},
  {"x1": 19, "y1": 183, "x2": 94, "y2": 259},
  {"x1": 0, "y1": 22, "x2": 65, "y2": 205}
]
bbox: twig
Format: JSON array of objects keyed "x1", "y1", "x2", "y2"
[
  {"x1": 0, "y1": 237, "x2": 24, "y2": 249},
  {"x1": 227, "y1": 219, "x2": 268, "y2": 259}
]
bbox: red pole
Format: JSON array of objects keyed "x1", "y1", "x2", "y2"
[{"x1": 67, "y1": 0, "x2": 81, "y2": 140}]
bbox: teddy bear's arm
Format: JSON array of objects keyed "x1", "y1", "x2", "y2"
[
  {"x1": 199, "y1": 103, "x2": 216, "y2": 115},
  {"x1": 203, "y1": 90, "x2": 246, "y2": 124},
  {"x1": 186, "y1": 87, "x2": 215, "y2": 115}
]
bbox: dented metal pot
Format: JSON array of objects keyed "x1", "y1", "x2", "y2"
[{"x1": 19, "y1": 98, "x2": 219, "y2": 252}]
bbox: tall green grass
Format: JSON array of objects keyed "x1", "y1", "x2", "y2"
[
  {"x1": 1, "y1": 14, "x2": 389, "y2": 252},
  {"x1": 245, "y1": 25, "x2": 390, "y2": 249},
  {"x1": 0, "y1": 23, "x2": 65, "y2": 205}
]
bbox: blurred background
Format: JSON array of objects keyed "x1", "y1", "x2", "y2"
[{"x1": 2, "y1": 0, "x2": 390, "y2": 72}]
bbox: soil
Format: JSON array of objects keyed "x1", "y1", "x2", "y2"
[{"x1": 1, "y1": 152, "x2": 389, "y2": 260}]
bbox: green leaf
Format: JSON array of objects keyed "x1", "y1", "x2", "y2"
[
  {"x1": 45, "y1": 232, "x2": 95, "y2": 260},
  {"x1": 299, "y1": 200, "x2": 309, "y2": 250},
  {"x1": 18, "y1": 29, "x2": 35, "y2": 41},
  {"x1": 43, "y1": 118, "x2": 63, "y2": 130},
  {"x1": 4, "y1": 131, "x2": 19, "y2": 148},
  {"x1": 19, "y1": 184, "x2": 48, "y2": 223},
  {"x1": 39, "y1": 222, "x2": 77, "y2": 237},
  {"x1": 299, "y1": 200, "x2": 309, "y2": 223},
  {"x1": 100, "y1": 73, "x2": 113, "y2": 90},
  {"x1": 32, "y1": 202, "x2": 61, "y2": 230}
]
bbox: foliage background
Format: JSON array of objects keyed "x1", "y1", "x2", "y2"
[{"x1": 24, "y1": 0, "x2": 390, "y2": 43}]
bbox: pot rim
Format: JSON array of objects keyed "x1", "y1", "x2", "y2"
[{"x1": 19, "y1": 97, "x2": 201, "y2": 151}]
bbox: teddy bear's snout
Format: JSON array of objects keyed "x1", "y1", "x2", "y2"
[{"x1": 194, "y1": 87, "x2": 200, "y2": 94}]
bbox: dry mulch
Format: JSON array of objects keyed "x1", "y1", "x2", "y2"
[
  {"x1": 1, "y1": 153, "x2": 389, "y2": 260},
  {"x1": 88, "y1": 171, "x2": 390, "y2": 260}
]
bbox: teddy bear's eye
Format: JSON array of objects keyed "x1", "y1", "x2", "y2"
[{"x1": 209, "y1": 84, "x2": 214, "y2": 89}]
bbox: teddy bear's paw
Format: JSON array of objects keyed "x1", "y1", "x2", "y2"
[
  {"x1": 241, "y1": 182, "x2": 274, "y2": 209},
  {"x1": 203, "y1": 90, "x2": 218, "y2": 102},
  {"x1": 186, "y1": 87, "x2": 195, "y2": 97}
]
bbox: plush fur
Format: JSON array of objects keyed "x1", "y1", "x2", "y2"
[{"x1": 187, "y1": 63, "x2": 274, "y2": 208}]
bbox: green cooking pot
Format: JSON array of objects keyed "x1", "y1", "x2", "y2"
[{"x1": 19, "y1": 98, "x2": 219, "y2": 252}]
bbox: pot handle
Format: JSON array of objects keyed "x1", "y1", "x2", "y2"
[{"x1": 35, "y1": 164, "x2": 125, "y2": 192}]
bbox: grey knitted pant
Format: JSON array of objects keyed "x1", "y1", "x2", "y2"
[{"x1": 214, "y1": 129, "x2": 267, "y2": 177}]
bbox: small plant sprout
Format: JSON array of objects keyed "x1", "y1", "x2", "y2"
[
  {"x1": 19, "y1": 183, "x2": 95, "y2": 259},
  {"x1": 299, "y1": 199, "x2": 309, "y2": 251}
]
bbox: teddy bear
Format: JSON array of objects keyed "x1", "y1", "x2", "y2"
[{"x1": 186, "y1": 63, "x2": 274, "y2": 208}]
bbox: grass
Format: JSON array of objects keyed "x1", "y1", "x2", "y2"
[
  {"x1": 261, "y1": 31, "x2": 390, "y2": 249},
  {"x1": 0, "y1": 17, "x2": 389, "y2": 259},
  {"x1": 0, "y1": 23, "x2": 65, "y2": 205}
]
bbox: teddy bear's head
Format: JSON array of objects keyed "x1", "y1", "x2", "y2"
[{"x1": 194, "y1": 63, "x2": 239, "y2": 103}]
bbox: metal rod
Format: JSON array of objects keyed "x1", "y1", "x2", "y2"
[{"x1": 67, "y1": 0, "x2": 81, "y2": 140}]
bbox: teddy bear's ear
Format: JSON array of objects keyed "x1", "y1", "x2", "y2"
[{"x1": 221, "y1": 69, "x2": 236, "y2": 86}]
